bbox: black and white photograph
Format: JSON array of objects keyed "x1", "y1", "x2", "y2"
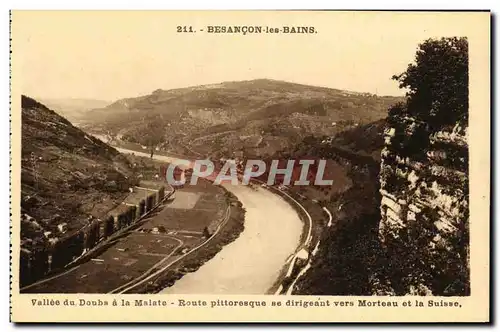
[{"x1": 9, "y1": 10, "x2": 490, "y2": 323}]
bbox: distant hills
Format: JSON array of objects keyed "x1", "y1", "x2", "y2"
[
  {"x1": 37, "y1": 98, "x2": 110, "y2": 124},
  {"x1": 21, "y1": 96, "x2": 137, "y2": 253},
  {"x1": 76, "y1": 79, "x2": 403, "y2": 158}
]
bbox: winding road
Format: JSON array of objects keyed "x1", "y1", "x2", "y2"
[
  {"x1": 108, "y1": 234, "x2": 185, "y2": 294},
  {"x1": 283, "y1": 206, "x2": 332, "y2": 295},
  {"x1": 110, "y1": 206, "x2": 231, "y2": 294}
]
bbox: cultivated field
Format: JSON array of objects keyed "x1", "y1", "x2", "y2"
[{"x1": 22, "y1": 178, "x2": 228, "y2": 293}]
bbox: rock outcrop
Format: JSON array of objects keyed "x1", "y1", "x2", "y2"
[
  {"x1": 379, "y1": 114, "x2": 469, "y2": 295},
  {"x1": 377, "y1": 37, "x2": 469, "y2": 296}
]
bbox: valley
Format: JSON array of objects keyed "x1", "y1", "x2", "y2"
[
  {"x1": 19, "y1": 80, "x2": 400, "y2": 295},
  {"x1": 20, "y1": 55, "x2": 469, "y2": 296}
]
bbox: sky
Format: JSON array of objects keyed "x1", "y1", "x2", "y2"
[{"x1": 12, "y1": 11, "x2": 489, "y2": 101}]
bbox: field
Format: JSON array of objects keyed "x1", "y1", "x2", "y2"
[{"x1": 22, "y1": 178, "x2": 229, "y2": 293}]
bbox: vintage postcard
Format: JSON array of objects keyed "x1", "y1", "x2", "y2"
[{"x1": 10, "y1": 10, "x2": 490, "y2": 323}]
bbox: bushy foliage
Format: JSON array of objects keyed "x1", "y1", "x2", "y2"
[{"x1": 392, "y1": 37, "x2": 468, "y2": 130}]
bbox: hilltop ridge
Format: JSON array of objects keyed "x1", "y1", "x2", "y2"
[{"x1": 79, "y1": 79, "x2": 403, "y2": 158}]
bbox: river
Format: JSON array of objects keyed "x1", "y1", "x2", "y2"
[{"x1": 113, "y1": 146, "x2": 304, "y2": 294}]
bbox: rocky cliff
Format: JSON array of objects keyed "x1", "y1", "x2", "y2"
[
  {"x1": 378, "y1": 111, "x2": 469, "y2": 296},
  {"x1": 377, "y1": 37, "x2": 469, "y2": 296}
]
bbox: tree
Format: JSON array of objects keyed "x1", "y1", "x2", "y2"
[
  {"x1": 392, "y1": 37, "x2": 468, "y2": 131},
  {"x1": 144, "y1": 118, "x2": 166, "y2": 158}
]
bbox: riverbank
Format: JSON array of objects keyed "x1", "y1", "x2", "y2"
[
  {"x1": 162, "y1": 185, "x2": 303, "y2": 294},
  {"x1": 95, "y1": 145, "x2": 305, "y2": 294},
  {"x1": 259, "y1": 184, "x2": 314, "y2": 295},
  {"x1": 128, "y1": 188, "x2": 246, "y2": 293}
]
